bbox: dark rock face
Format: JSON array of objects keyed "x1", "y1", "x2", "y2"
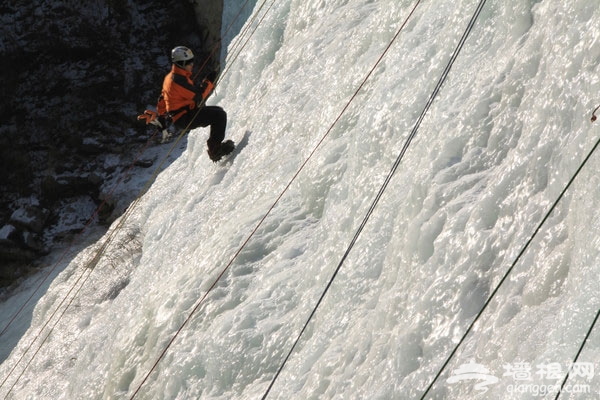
[{"x1": 0, "y1": 0, "x2": 223, "y2": 288}]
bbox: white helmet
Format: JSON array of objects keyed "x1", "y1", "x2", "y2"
[{"x1": 171, "y1": 46, "x2": 194, "y2": 67}]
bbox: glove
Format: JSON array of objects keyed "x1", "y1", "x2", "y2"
[
  {"x1": 138, "y1": 110, "x2": 172, "y2": 129},
  {"x1": 197, "y1": 78, "x2": 215, "y2": 103},
  {"x1": 137, "y1": 110, "x2": 157, "y2": 125}
]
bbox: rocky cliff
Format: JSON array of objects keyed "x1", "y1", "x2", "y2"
[{"x1": 0, "y1": 0, "x2": 223, "y2": 288}]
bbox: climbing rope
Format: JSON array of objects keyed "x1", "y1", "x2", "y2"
[
  {"x1": 262, "y1": 0, "x2": 491, "y2": 397},
  {"x1": 128, "y1": 5, "x2": 278, "y2": 400},
  {"x1": 555, "y1": 308, "x2": 600, "y2": 399},
  {"x1": 419, "y1": 117, "x2": 600, "y2": 399},
  {"x1": 224, "y1": 0, "x2": 271, "y2": 68},
  {"x1": 221, "y1": 0, "x2": 277, "y2": 80},
  {"x1": 0, "y1": 2, "x2": 260, "y2": 396},
  {"x1": 192, "y1": 0, "x2": 254, "y2": 81}
]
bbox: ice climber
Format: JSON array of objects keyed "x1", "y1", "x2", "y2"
[{"x1": 139, "y1": 46, "x2": 234, "y2": 161}]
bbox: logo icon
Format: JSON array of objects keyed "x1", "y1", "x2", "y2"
[{"x1": 447, "y1": 361, "x2": 499, "y2": 393}]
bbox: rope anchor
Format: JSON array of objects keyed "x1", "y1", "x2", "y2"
[{"x1": 591, "y1": 105, "x2": 600, "y2": 122}]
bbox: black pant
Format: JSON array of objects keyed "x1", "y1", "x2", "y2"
[{"x1": 175, "y1": 106, "x2": 227, "y2": 150}]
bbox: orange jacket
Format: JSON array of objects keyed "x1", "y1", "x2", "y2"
[{"x1": 161, "y1": 65, "x2": 214, "y2": 122}]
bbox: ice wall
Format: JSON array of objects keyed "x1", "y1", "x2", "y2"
[{"x1": 1, "y1": 0, "x2": 600, "y2": 399}]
